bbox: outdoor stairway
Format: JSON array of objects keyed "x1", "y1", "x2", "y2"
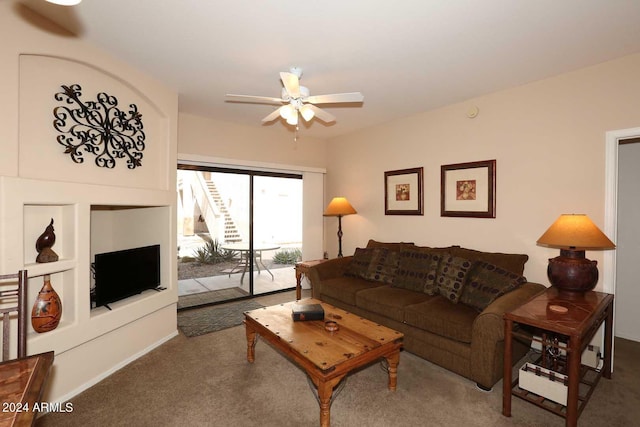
[{"x1": 204, "y1": 179, "x2": 243, "y2": 243}]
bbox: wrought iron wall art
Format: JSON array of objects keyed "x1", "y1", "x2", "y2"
[{"x1": 53, "y1": 84, "x2": 146, "y2": 169}]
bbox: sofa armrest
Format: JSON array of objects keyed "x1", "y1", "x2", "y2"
[
  {"x1": 470, "y1": 282, "x2": 546, "y2": 388},
  {"x1": 306, "y1": 256, "x2": 353, "y2": 299}
]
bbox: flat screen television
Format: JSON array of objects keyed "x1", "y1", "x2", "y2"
[{"x1": 94, "y1": 244, "x2": 160, "y2": 308}]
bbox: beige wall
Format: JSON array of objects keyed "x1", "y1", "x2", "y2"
[
  {"x1": 1, "y1": 2, "x2": 178, "y2": 402},
  {"x1": 325, "y1": 53, "x2": 640, "y2": 286},
  {"x1": 178, "y1": 113, "x2": 328, "y2": 169}
]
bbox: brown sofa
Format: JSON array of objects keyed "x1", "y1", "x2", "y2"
[{"x1": 306, "y1": 240, "x2": 545, "y2": 390}]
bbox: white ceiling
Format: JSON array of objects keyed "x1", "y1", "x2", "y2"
[{"x1": 21, "y1": 0, "x2": 640, "y2": 140}]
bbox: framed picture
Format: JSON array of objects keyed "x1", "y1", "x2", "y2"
[
  {"x1": 384, "y1": 167, "x2": 424, "y2": 215},
  {"x1": 441, "y1": 160, "x2": 496, "y2": 218}
]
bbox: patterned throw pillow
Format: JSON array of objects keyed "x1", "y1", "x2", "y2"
[
  {"x1": 363, "y1": 248, "x2": 399, "y2": 284},
  {"x1": 393, "y1": 247, "x2": 442, "y2": 294},
  {"x1": 435, "y1": 255, "x2": 474, "y2": 303},
  {"x1": 449, "y1": 246, "x2": 529, "y2": 276},
  {"x1": 460, "y1": 261, "x2": 528, "y2": 311},
  {"x1": 344, "y1": 247, "x2": 374, "y2": 278}
]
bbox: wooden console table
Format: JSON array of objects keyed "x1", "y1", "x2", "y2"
[
  {"x1": 295, "y1": 259, "x2": 328, "y2": 300},
  {"x1": 502, "y1": 287, "x2": 613, "y2": 427},
  {"x1": 0, "y1": 351, "x2": 54, "y2": 426}
]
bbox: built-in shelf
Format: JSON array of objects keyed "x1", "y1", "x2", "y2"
[
  {"x1": 25, "y1": 268, "x2": 75, "y2": 336},
  {"x1": 89, "y1": 288, "x2": 167, "y2": 318},
  {"x1": 23, "y1": 204, "x2": 75, "y2": 265},
  {"x1": 1, "y1": 176, "x2": 176, "y2": 365},
  {"x1": 25, "y1": 259, "x2": 76, "y2": 277}
]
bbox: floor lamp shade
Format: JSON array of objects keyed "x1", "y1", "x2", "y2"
[
  {"x1": 324, "y1": 197, "x2": 357, "y2": 257},
  {"x1": 537, "y1": 214, "x2": 615, "y2": 293}
]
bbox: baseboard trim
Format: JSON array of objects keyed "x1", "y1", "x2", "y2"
[
  {"x1": 48, "y1": 330, "x2": 179, "y2": 406},
  {"x1": 615, "y1": 332, "x2": 640, "y2": 343}
]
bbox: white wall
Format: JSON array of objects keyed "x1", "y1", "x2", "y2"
[
  {"x1": 615, "y1": 142, "x2": 640, "y2": 340},
  {"x1": 324, "y1": 53, "x2": 640, "y2": 287}
]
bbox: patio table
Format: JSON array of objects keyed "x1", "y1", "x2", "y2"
[{"x1": 221, "y1": 243, "x2": 280, "y2": 284}]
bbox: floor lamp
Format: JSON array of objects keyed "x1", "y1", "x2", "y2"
[{"x1": 324, "y1": 197, "x2": 357, "y2": 258}]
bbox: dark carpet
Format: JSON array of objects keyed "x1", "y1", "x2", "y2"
[{"x1": 177, "y1": 299, "x2": 264, "y2": 337}]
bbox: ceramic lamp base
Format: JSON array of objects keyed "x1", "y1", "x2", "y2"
[{"x1": 547, "y1": 249, "x2": 598, "y2": 294}]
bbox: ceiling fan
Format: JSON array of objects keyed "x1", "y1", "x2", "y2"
[{"x1": 226, "y1": 67, "x2": 364, "y2": 127}]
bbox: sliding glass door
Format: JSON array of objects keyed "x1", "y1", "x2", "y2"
[
  {"x1": 177, "y1": 165, "x2": 301, "y2": 308},
  {"x1": 253, "y1": 175, "x2": 303, "y2": 295}
]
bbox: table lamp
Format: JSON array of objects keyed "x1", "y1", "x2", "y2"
[
  {"x1": 537, "y1": 214, "x2": 615, "y2": 294},
  {"x1": 324, "y1": 197, "x2": 357, "y2": 257}
]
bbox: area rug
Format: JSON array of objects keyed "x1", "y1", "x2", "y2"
[
  {"x1": 177, "y1": 286, "x2": 249, "y2": 310},
  {"x1": 177, "y1": 299, "x2": 264, "y2": 337}
]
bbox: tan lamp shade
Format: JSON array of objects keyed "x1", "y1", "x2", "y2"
[
  {"x1": 537, "y1": 214, "x2": 615, "y2": 250},
  {"x1": 323, "y1": 197, "x2": 357, "y2": 217}
]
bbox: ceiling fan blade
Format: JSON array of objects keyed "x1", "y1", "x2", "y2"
[
  {"x1": 308, "y1": 104, "x2": 336, "y2": 123},
  {"x1": 261, "y1": 107, "x2": 284, "y2": 123},
  {"x1": 280, "y1": 72, "x2": 301, "y2": 99},
  {"x1": 305, "y1": 92, "x2": 364, "y2": 104},
  {"x1": 226, "y1": 94, "x2": 284, "y2": 105}
]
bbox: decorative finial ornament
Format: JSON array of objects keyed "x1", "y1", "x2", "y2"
[{"x1": 35, "y1": 218, "x2": 59, "y2": 263}]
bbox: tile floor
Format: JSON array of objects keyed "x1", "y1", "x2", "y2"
[{"x1": 177, "y1": 265, "x2": 311, "y2": 308}]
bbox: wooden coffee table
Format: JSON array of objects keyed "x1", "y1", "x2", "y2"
[{"x1": 244, "y1": 298, "x2": 404, "y2": 427}]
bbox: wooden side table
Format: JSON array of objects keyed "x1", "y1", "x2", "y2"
[
  {"x1": 0, "y1": 351, "x2": 54, "y2": 426},
  {"x1": 502, "y1": 287, "x2": 614, "y2": 427},
  {"x1": 295, "y1": 259, "x2": 328, "y2": 300}
]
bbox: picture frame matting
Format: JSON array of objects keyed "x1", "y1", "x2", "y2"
[
  {"x1": 440, "y1": 160, "x2": 496, "y2": 218},
  {"x1": 384, "y1": 167, "x2": 424, "y2": 215}
]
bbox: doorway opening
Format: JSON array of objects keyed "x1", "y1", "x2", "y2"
[
  {"x1": 605, "y1": 132, "x2": 640, "y2": 344},
  {"x1": 176, "y1": 164, "x2": 302, "y2": 309}
]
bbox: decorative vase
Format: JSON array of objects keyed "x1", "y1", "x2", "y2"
[{"x1": 31, "y1": 274, "x2": 62, "y2": 333}]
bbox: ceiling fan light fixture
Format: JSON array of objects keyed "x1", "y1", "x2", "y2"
[
  {"x1": 279, "y1": 104, "x2": 295, "y2": 120},
  {"x1": 45, "y1": 0, "x2": 82, "y2": 5},
  {"x1": 226, "y1": 67, "x2": 363, "y2": 134},
  {"x1": 286, "y1": 113, "x2": 299, "y2": 126},
  {"x1": 299, "y1": 104, "x2": 315, "y2": 122}
]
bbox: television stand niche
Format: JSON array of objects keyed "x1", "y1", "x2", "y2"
[
  {"x1": 502, "y1": 287, "x2": 614, "y2": 427},
  {"x1": 101, "y1": 285, "x2": 165, "y2": 311}
]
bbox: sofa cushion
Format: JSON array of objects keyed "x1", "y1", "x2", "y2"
[
  {"x1": 355, "y1": 285, "x2": 434, "y2": 323},
  {"x1": 414, "y1": 245, "x2": 452, "y2": 255},
  {"x1": 320, "y1": 276, "x2": 386, "y2": 306},
  {"x1": 435, "y1": 255, "x2": 474, "y2": 302},
  {"x1": 344, "y1": 247, "x2": 374, "y2": 278},
  {"x1": 363, "y1": 248, "x2": 399, "y2": 284},
  {"x1": 449, "y1": 246, "x2": 528, "y2": 275},
  {"x1": 393, "y1": 247, "x2": 442, "y2": 293},
  {"x1": 404, "y1": 297, "x2": 479, "y2": 344},
  {"x1": 460, "y1": 261, "x2": 528, "y2": 311},
  {"x1": 366, "y1": 239, "x2": 416, "y2": 252}
]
